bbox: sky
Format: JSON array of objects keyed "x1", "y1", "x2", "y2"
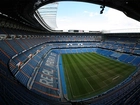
[{"x1": 40, "y1": 1, "x2": 140, "y2": 32}]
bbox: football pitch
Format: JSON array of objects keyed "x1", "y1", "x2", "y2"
[{"x1": 62, "y1": 52, "x2": 136, "y2": 100}]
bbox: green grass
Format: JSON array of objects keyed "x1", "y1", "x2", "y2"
[{"x1": 62, "y1": 52, "x2": 136, "y2": 100}]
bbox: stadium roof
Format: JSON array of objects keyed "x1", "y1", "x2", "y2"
[
  {"x1": 38, "y1": 3, "x2": 58, "y2": 30},
  {"x1": 0, "y1": 0, "x2": 140, "y2": 32}
]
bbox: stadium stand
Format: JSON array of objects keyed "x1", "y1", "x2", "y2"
[
  {"x1": 0, "y1": 27, "x2": 140, "y2": 105},
  {"x1": 0, "y1": 0, "x2": 140, "y2": 104}
]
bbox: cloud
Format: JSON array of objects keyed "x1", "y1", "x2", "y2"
[
  {"x1": 102, "y1": 8, "x2": 140, "y2": 30},
  {"x1": 56, "y1": 8, "x2": 140, "y2": 31},
  {"x1": 84, "y1": 11, "x2": 98, "y2": 17}
]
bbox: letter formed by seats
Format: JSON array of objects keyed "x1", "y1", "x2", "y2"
[{"x1": 39, "y1": 69, "x2": 53, "y2": 87}]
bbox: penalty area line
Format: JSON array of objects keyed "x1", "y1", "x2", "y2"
[{"x1": 85, "y1": 78, "x2": 95, "y2": 92}]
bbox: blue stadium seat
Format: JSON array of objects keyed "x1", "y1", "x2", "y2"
[
  {"x1": 22, "y1": 64, "x2": 34, "y2": 77},
  {"x1": 124, "y1": 55, "x2": 136, "y2": 63},
  {"x1": 118, "y1": 54, "x2": 129, "y2": 61},
  {"x1": 131, "y1": 57, "x2": 140, "y2": 66},
  {"x1": 15, "y1": 71, "x2": 29, "y2": 86}
]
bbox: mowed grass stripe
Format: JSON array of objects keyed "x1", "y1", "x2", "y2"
[
  {"x1": 84, "y1": 53, "x2": 130, "y2": 77},
  {"x1": 63, "y1": 53, "x2": 107, "y2": 98},
  {"x1": 74, "y1": 53, "x2": 108, "y2": 88},
  {"x1": 62, "y1": 53, "x2": 136, "y2": 100},
  {"x1": 72, "y1": 54, "x2": 92, "y2": 77},
  {"x1": 77, "y1": 53, "x2": 112, "y2": 88},
  {"x1": 79, "y1": 53, "x2": 113, "y2": 83},
  {"x1": 71, "y1": 54, "x2": 95, "y2": 92},
  {"x1": 76, "y1": 52, "x2": 126, "y2": 86},
  {"x1": 82, "y1": 53, "x2": 136, "y2": 84},
  {"x1": 62, "y1": 55, "x2": 78, "y2": 98},
  {"x1": 66, "y1": 54, "x2": 88, "y2": 96},
  {"x1": 76, "y1": 53, "x2": 115, "y2": 87},
  {"x1": 63, "y1": 55, "x2": 82, "y2": 96},
  {"x1": 62, "y1": 55, "x2": 74, "y2": 98},
  {"x1": 74, "y1": 53, "x2": 111, "y2": 80},
  {"x1": 69, "y1": 53, "x2": 110, "y2": 94},
  {"x1": 67, "y1": 54, "x2": 96, "y2": 96}
]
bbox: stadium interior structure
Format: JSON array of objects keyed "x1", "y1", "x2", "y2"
[{"x1": 0, "y1": 0, "x2": 140, "y2": 105}]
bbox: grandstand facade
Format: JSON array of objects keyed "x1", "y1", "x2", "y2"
[{"x1": 0, "y1": 0, "x2": 140, "y2": 105}]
